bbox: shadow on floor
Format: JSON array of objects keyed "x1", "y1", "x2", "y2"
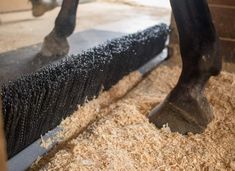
[{"x1": 0, "y1": 29, "x2": 125, "y2": 87}]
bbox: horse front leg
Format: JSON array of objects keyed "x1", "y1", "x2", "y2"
[
  {"x1": 149, "y1": 0, "x2": 222, "y2": 134},
  {"x1": 40, "y1": 0, "x2": 79, "y2": 57}
]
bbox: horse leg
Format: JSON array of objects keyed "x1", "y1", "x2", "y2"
[
  {"x1": 30, "y1": 0, "x2": 60, "y2": 17},
  {"x1": 40, "y1": 0, "x2": 79, "y2": 57},
  {"x1": 149, "y1": 0, "x2": 222, "y2": 134}
]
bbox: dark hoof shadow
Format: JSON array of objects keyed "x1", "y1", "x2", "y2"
[{"x1": 29, "y1": 53, "x2": 65, "y2": 70}]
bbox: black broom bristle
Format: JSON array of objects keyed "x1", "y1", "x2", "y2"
[{"x1": 1, "y1": 24, "x2": 169, "y2": 158}]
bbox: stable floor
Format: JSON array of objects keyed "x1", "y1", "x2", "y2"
[
  {"x1": 0, "y1": 0, "x2": 171, "y2": 53},
  {"x1": 30, "y1": 62, "x2": 235, "y2": 171},
  {"x1": 2, "y1": 1, "x2": 235, "y2": 171}
]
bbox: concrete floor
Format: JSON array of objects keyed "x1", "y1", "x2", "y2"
[
  {"x1": 0, "y1": 1, "x2": 171, "y2": 86},
  {"x1": 0, "y1": 1, "x2": 171, "y2": 53}
]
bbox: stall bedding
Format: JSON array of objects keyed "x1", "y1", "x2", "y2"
[{"x1": 30, "y1": 64, "x2": 235, "y2": 171}]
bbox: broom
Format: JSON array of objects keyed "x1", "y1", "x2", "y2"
[{"x1": 1, "y1": 24, "x2": 169, "y2": 158}]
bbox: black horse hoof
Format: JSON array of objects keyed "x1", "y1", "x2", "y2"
[
  {"x1": 149, "y1": 87, "x2": 214, "y2": 134},
  {"x1": 40, "y1": 30, "x2": 69, "y2": 57}
]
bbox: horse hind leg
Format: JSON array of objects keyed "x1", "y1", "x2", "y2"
[
  {"x1": 40, "y1": 0, "x2": 79, "y2": 57},
  {"x1": 30, "y1": 0, "x2": 60, "y2": 17},
  {"x1": 149, "y1": 0, "x2": 222, "y2": 134}
]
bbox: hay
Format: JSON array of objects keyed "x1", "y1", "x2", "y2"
[{"x1": 30, "y1": 65, "x2": 235, "y2": 170}]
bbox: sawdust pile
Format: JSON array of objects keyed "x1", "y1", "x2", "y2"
[
  {"x1": 30, "y1": 65, "x2": 235, "y2": 170},
  {"x1": 39, "y1": 71, "x2": 143, "y2": 147}
]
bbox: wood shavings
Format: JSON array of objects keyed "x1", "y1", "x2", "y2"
[
  {"x1": 38, "y1": 71, "x2": 142, "y2": 150},
  {"x1": 40, "y1": 136, "x2": 52, "y2": 150},
  {"x1": 230, "y1": 160, "x2": 235, "y2": 170},
  {"x1": 30, "y1": 65, "x2": 235, "y2": 171}
]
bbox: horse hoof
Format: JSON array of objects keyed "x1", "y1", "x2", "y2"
[
  {"x1": 31, "y1": 0, "x2": 59, "y2": 17},
  {"x1": 40, "y1": 30, "x2": 69, "y2": 57},
  {"x1": 148, "y1": 87, "x2": 214, "y2": 134}
]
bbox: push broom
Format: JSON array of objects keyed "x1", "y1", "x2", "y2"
[{"x1": 1, "y1": 24, "x2": 169, "y2": 158}]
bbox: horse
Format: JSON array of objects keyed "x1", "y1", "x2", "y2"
[
  {"x1": 30, "y1": 0, "x2": 222, "y2": 135},
  {"x1": 0, "y1": 1, "x2": 222, "y2": 169}
]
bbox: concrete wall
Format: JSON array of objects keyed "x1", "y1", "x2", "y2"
[{"x1": 0, "y1": 0, "x2": 31, "y2": 13}]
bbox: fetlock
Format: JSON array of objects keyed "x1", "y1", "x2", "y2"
[{"x1": 40, "y1": 29, "x2": 69, "y2": 57}]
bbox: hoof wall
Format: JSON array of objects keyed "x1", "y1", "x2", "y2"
[
  {"x1": 149, "y1": 91, "x2": 214, "y2": 134},
  {"x1": 40, "y1": 30, "x2": 69, "y2": 57}
]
